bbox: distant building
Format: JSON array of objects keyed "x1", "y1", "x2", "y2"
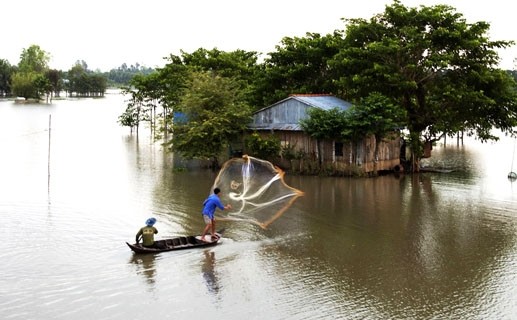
[{"x1": 247, "y1": 94, "x2": 401, "y2": 175}]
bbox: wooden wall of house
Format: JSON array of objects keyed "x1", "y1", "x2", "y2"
[{"x1": 250, "y1": 130, "x2": 401, "y2": 174}]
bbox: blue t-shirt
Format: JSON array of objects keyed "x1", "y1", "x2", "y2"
[{"x1": 202, "y1": 194, "x2": 224, "y2": 219}]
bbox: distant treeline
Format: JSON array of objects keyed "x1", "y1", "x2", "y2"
[
  {"x1": 105, "y1": 63, "x2": 155, "y2": 86},
  {"x1": 0, "y1": 45, "x2": 154, "y2": 100}
]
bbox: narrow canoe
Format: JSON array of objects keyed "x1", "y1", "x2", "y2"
[{"x1": 126, "y1": 229, "x2": 224, "y2": 254}]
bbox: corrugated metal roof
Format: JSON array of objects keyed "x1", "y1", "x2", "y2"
[
  {"x1": 249, "y1": 123, "x2": 303, "y2": 131},
  {"x1": 290, "y1": 94, "x2": 352, "y2": 111},
  {"x1": 249, "y1": 94, "x2": 352, "y2": 132}
]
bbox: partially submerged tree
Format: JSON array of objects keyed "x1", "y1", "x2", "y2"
[
  {"x1": 343, "y1": 93, "x2": 406, "y2": 175},
  {"x1": 118, "y1": 87, "x2": 147, "y2": 135},
  {"x1": 334, "y1": 0, "x2": 517, "y2": 171},
  {"x1": 34, "y1": 73, "x2": 52, "y2": 102},
  {"x1": 154, "y1": 55, "x2": 190, "y2": 138},
  {"x1": 120, "y1": 72, "x2": 164, "y2": 137},
  {"x1": 45, "y1": 69, "x2": 64, "y2": 100},
  {"x1": 0, "y1": 59, "x2": 15, "y2": 97},
  {"x1": 299, "y1": 95, "x2": 404, "y2": 174},
  {"x1": 299, "y1": 107, "x2": 348, "y2": 166},
  {"x1": 65, "y1": 62, "x2": 107, "y2": 97},
  {"x1": 244, "y1": 132, "x2": 281, "y2": 161},
  {"x1": 119, "y1": 49, "x2": 259, "y2": 166},
  {"x1": 168, "y1": 71, "x2": 252, "y2": 169},
  {"x1": 11, "y1": 45, "x2": 51, "y2": 100},
  {"x1": 11, "y1": 72, "x2": 40, "y2": 99}
]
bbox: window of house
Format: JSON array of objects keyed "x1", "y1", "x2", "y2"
[{"x1": 335, "y1": 142, "x2": 344, "y2": 157}]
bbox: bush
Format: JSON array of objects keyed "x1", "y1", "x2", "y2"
[{"x1": 244, "y1": 132, "x2": 281, "y2": 160}]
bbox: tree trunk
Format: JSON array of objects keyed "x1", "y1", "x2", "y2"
[
  {"x1": 373, "y1": 135, "x2": 380, "y2": 176},
  {"x1": 408, "y1": 130, "x2": 423, "y2": 173},
  {"x1": 316, "y1": 139, "x2": 322, "y2": 167},
  {"x1": 164, "y1": 106, "x2": 169, "y2": 140},
  {"x1": 211, "y1": 156, "x2": 219, "y2": 171},
  {"x1": 411, "y1": 151, "x2": 420, "y2": 173}
]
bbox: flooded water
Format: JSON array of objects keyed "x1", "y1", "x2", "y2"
[{"x1": 0, "y1": 92, "x2": 516, "y2": 319}]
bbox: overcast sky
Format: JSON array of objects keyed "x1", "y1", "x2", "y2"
[{"x1": 3, "y1": 0, "x2": 516, "y2": 71}]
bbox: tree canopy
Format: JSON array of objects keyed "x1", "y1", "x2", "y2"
[
  {"x1": 109, "y1": 1, "x2": 517, "y2": 172},
  {"x1": 0, "y1": 59, "x2": 15, "y2": 97},
  {"x1": 4, "y1": 46, "x2": 108, "y2": 100},
  {"x1": 259, "y1": 31, "x2": 346, "y2": 106},
  {"x1": 168, "y1": 70, "x2": 252, "y2": 168},
  {"x1": 344, "y1": 93, "x2": 406, "y2": 173},
  {"x1": 333, "y1": 0, "x2": 517, "y2": 171},
  {"x1": 66, "y1": 62, "x2": 107, "y2": 97},
  {"x1": 299, "y1": 107, "x2": 348, "y2": 165},
  {"x1": 10, "y1": 45, "x2": 51, "y2": 99},
  {"x1": 18, "y1": 45, "x2": 49, "y2": 74}
]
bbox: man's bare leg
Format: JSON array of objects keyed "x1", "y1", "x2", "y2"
[
  {"x1": 211, "y1": 219, "x2": 216, "y2": 239},
  {"x1": 201, "y1": 224, "x2": 211, "y2": 241}
]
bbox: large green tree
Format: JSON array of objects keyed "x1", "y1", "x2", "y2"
[
  {"x1": 18, "y1": 45, "x2": 49, "y2": 73},
  {"x1": 168, "y1": 70, "x2": 252, "y2": 168},
  {"x1": 343, "y1": 93, "x2": 406, "y2": 174},
  {"x1": 120, "y1": 49, "x2": 260, "y2": 152},
  {"x1": 11, "y1": 72, "x2": 40, "y2": 99},
  {"x1": 45, "y1": 69, "x2": 64, "y2": 99},
  {"x1": 119, "y1": 72, "x2": 163, "y2": 136},
  {"x1": 66, "y1": 62, "x2": 107, "y2": 97},
  {"x1": 259, "y1": 32, "x2": 346, "y2": 107},
  {"x1": 180, "y1": 48, "x2": 263, "y2": 108},
  {"x1": 181, "y1": 48, "x2": 259, "y2": 80},
  {"x1": 154, "y1": 54, "x2": 190, "y2": 137},
  {"x1": 299, "y1": 107, "x2": 348, "y2": 166},
  {"x1": 0, "y1": 59, "x2": 15, "y2": 97},
  {"x1": 11, "y1": 45, "x2": 51, "y2": 99},
  {"x1": 334, "y1": 0, "x2": 517, "y2": 171}
]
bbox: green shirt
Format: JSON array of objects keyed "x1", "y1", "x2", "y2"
[{"x1": 136, "y1": 226, "x2": 158, "y2": 246}]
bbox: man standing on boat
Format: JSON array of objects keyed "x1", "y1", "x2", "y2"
[{"x1": 201, "y1": 188, "x2": 231, "y2": 242}]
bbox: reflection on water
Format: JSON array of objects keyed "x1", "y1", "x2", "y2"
[
  {"x1": 273, "y1": 172, "x2": 517, "y2": 319},
  {"x1": 0, "y1": 95, "x2": 516, "y2": 319},
  {"x1": 129, "y1": 253, "x2": 157, "y2": 290},
  {"x1": 202, "y1": 250, "x2": 220, "y2": 297}
]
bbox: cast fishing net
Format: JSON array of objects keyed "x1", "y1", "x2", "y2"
[{"x1": 211, "y1": 155, "x2": 304, "y2": 229}]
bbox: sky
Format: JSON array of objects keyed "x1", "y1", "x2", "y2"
[{"x1": 3, "y1": 0, "x2": 516, "y2": 72}]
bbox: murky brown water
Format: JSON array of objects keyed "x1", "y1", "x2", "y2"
[{"x1": 0, "y1": 92, "x2": 516, "y2": 319}]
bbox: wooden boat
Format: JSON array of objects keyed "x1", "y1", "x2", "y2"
[{"x1": 126, "y1": 229, "x2": 224, "y2": 254}]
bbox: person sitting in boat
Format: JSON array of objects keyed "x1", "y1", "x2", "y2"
[
  {"x1": 201, "y1": 187, "x2": 231, "y2": 242},
  {"x1": 136, "y1": 217, "x2": 158, "y2": 247}
]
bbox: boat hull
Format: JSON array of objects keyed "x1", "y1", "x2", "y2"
[{"x1": 127, "y1": 230, "x2": 223, "y2": 254}]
